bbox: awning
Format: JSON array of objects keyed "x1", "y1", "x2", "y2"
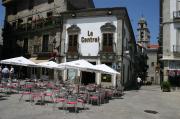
[
  {"x1": 0, "y1": 56, "x2": 36, "y2": 66},
  {"x1": 29, "y1": 58, "x2": 49, "y2": 64},
  {"x1": 160, "y1": 57, "x2": 180, "y2": 61}
]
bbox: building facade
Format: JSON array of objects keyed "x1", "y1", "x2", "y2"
[
  {"x1": 2, "y1": 0, "x2": 94, "y2": 59},
  {"x1": 2, "y1": 0, "x2": 94, "y2": 78},
  {"x1": 160, "y1": 0, "x2": 180, "y2": 86},
  {"x1": 136, "y1": 17, "x2": 149, "y2": 82},
  {"x1": 2, "y1": 1, "x2": 138, "y2": 88},
  {"x1": 147, "y1": 45, "x2": 160, "y2": 85},
  {"x1": 60, "y1": 8, "x2": 137, "y2": 88}
]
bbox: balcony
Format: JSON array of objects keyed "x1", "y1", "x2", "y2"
[
  {"x1": 99, "y1": 46, "x2": 116, "y2": 61},
  {"x1": 173, "y1": 45, "x2": 180, "y2": 54},
  {"x1": 12, "y1": 16, "x2": 62, "y2": 35},
  {"x1": 173, "y1": 11, "x2": 180, "y2": 21}
]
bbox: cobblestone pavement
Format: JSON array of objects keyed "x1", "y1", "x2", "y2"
[{"x1": 0, "y1": 85, "x2": 180, "y2": 119}]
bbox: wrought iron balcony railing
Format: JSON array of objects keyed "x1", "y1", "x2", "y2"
[{"x1": 12, "y1": 16, "x2": 62, "y2": 35}]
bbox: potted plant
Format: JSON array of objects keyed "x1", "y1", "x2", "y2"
[{"x1": 161, "y1": 81, "x2": 171, "y2": 92}]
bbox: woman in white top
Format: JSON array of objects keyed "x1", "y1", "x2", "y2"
[{"x1": 10, "y1": 66, "x2": 14, "y2": 79}]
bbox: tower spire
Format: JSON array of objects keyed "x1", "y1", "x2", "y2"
[{"x1": 137, "y1": 16, "x2": 150, "y2": 48}]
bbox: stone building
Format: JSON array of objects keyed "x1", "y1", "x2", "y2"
[
  {"x1": 146, "y1": 45, "x2": 160, "y2": 84},
  {"x1": 137, "y1": 17, "x2": 160, "y2": 85},
  {"x1": 2, "y1": 0, "x2": 94, "y2": 78},
  {"x1": 160, "y1": 0, "x2": 180, "y2": 87},
  {"x1": 60, "y1": 8, "x2": 137, "y2": 88},
  {"x1": 136, "y1": 17, "x2": 149, "y2": 82},
  {"x1": 2, "y1": 0, "x2": 138, "y2": 88}
]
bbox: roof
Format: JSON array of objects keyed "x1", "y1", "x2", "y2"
[{"x1": 147, "y1": 44, "x2": 159, "y2": 49}]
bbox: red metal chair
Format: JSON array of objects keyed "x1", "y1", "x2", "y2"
[
  {"x1": 89, "y1": 92, "x2": 100, "y2": 105},
  {"x1": 43, "y1": 89, "x2": 54, "y2": 104},
  {"x1": 19, "y1": 84, "x2": 34, "y2": 102},
  {"x1": 53, "y1": 89, "x2": 67, "y2": 110},
  {"x1": 31, "y1": 91, "x2": 45, "y2": 105},
  {"x1": 65, "y1": 95, "x2": 78, "y2": 113}
]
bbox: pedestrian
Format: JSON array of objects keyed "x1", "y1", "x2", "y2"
[
  {"x1": 2, "y1": 66, "x2": 10, "y2": 82},
  {"x1": 10, "y1": 66, "x2": 15, "y2": 79},
  {"x1": 0, "y1": 65, "x2": 2, "y2": 83},
  {"x1": 137, "y1": 76, "x2": 142, "y2": 89}
]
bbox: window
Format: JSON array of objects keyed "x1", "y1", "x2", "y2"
[
  {"x1": 48, "y1": 0, "x2": 54, "y2": 4},
  {"x1": 34, "y1": 45, "x2": 39, "y2": 53},
  {"x1": 42, "y1": 35, "x2": 49, "y2": 52},
  {"x1": 68, "y1": 34, "x2": 78, "y2": 48},
  {"x1": 102, "y1": 33, "x2": 113, "y2": 52},
  {"x1": 67, "y1": 25, "x2": 80, "y2": 52},
  {"x1": 151, "y1": 62, "x2": 154, "y2": 66},
  {"x1": 151, "y1": 77, "x2": 154, "y2": 81},
  {"x1": 23, "y1": 38, "x2": 28, "y2": 53},
  {"x1": 103, "y1": 33, "x2": 113, "y2": 46},
  {"x1": 47, "y1": 11, "x2": 53, "y2": 18},
  {"x1": 140, "y1": 32, "x2": 144, "y2": 39}
]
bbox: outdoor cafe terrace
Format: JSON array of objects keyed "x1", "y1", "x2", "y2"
[{"x1": 0, "y1": 56, "x2": 122, "y2": 113}]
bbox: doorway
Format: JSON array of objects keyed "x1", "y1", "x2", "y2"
[
  {"x1": 81, "y1": 61, "x2": 96, "y2": 85},
  {"x1": 81, "y1": 71, "x2": 95, "y2": 85}
]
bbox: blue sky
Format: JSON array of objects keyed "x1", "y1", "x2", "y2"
[
  {"x1": 0, "y1": 0, "x2": 159, "y2": 43},
  {"x1": 94, "y1": 0, "x2": 159, "y2": 44},
  {"x1": 0, "y1": 0, "x2": 5, "y2": 28}
]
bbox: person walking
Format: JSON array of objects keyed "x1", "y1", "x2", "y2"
[
  {"x1": 0, "y1": 65, "x2": 2, "y2": 83},
  {"x1": 137, "y1": 76, "x2": 142, "y2": 89}
]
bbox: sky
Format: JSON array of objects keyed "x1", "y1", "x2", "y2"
[
  {"x1": 0, "y1": 0, "x2": 5, "y2": 28},
  {"x1": 93, "y1": 0, "x2": 159, "y2": 44},
  {"x1": 0, "y1": 0, "x2": 159, "y2": 43}
]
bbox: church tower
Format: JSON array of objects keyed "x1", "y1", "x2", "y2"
[{"x1": 137, "y1": 17, "x2": 150, "y2": 48}]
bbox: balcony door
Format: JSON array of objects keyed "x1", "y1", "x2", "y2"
[
  {"x1": 68, "y1": 34, "x2": 78, "y2": 52},
  {"x1": 42, "y1": 35, "x2": 49, "y2": 52},
  {"x1": 102, "y1": 33, "x2": 113, "y2": 52}
]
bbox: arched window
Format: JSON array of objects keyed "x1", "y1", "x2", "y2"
[
  {"x1": 67, "y1": 25, "x2": 80, "y2": 52},
  {"x1": 100, "y1": 23, "x2": 116, "y2": 52}
]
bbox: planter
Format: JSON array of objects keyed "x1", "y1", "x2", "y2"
[{"x1": 161, "y1": 81, "x2": 171, "y2": 92}]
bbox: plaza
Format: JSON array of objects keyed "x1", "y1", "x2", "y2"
[{"x1": 0, "y1": 86, "x2": 180, "y2": 119}]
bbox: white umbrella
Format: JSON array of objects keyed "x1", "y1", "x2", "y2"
[
  {"x1": 94, "y1": 64, "x2": 120, "y2": 75},
  {"x1": 94, "y1": 64, "x2": 120, "y2": 87},
  {"x1": 0, "y1": 56, "x2": 36, "y2": 66},
  {"x1": 56, "y1": 59, "x2": 100, "y2": 86},
  {"x1": 36, "y1": 61, "x2": 58, "y2": 69},
  {"x1": 57, "y1": 59, "x2": 100, "y2": 72}
]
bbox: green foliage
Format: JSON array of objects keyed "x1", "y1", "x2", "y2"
[{"x1": 161, "y1": 81, "x2": 171, "y2": 92}]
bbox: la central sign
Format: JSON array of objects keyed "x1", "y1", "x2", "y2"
[{"x1": 81, "y1": 31, "x2": 100, "y2": 43}]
